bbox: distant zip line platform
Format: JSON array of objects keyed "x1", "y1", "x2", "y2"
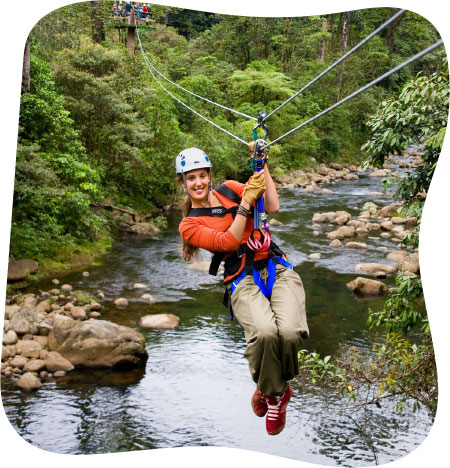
[
  {"x1": 109, "y1": 16, "x2": 156, "y2": 30},
  {"x1": 111, "y1": 23, "x2": 155, "y2": 30}
]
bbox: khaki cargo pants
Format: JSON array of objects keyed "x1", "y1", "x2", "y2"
[{"x1": 229, "y1": 263, "x2": 309, "y2": 396}]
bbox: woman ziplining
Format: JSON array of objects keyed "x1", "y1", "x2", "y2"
[{"x1": 176, "y1": 144, "x2": 309, "y2": 436}]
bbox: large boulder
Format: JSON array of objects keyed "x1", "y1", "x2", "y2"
[
  {"x1": 336, "y1": 225, "x2": 356, "y2": 238},
  {"x1": 3, "y1": 330, "x2": 18, "y2": 346},
  {"x1": 45, "y1": 351, "x2": 75, "y2": 372},
  {"x1": 380, "y1": 220, "x2": 394, "y2": 231},
  {"x1": 6, "y1": 308, "x2": 40, "y2": 336},
  {"x1": 345, "y1": 241, "x2": 368, "y2": 249},
  {"x1": 331, "y1": 211, "x2": 351, "y2": 225},
  {"x1": 15, "y1": 340, "x2": 42, "y2": 358},
  {"x1": 396, "y1": 253, "x2": 420, "y2": 274},
  {"x1": 122, "y1": 222, "x2": 161, "y2": 237},
  {"x1": 48, "y1": 318, "x2": 147, "y2": 369},
  {"x1": 17, "y1": 372, "x2": 42, "y2": 391},
  {"x1": 7, "y1": 259, "x2": 38, "y2": 281},
  {"x1": 354, "y1": 263, "x2": 396, "y2": 275},
  {"x1": 377, "y1": 203, "x2": 401, "y2": 218},
  {"x1": 140, "y1": 314, "x2": 180, "y2": 330},
  {"x1": 4, "y1": 305, "x2": 20, "y2": 319},
  {"x1": 35, "y1": 299, "x2": 51, "y2": 314},
  {"x1": 387, "y1": 251, "x2": 409, "y2": 262},
  {"x1": 369, "y1": 169, "x2": 390, "y2": 177},
  {"x1": 346, "y1": 277, "x2": 388, "y2": 296},
  {"x1": 24, "y1": 359, "x2": 46, "y2": 373}
]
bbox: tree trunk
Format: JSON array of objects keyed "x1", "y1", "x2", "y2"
[
  {"x1": 336, "y1": 11, "x2": 350, "y2": 101},
  {"x1": 90, "y1": 1, "x2": 105, "y2": 43},
  {"x1": 253, "y1": 18, "x2": 259, "y2": 61},
  {"x1": 384, "y1": 8, "x2": 403, "y2": 55},
  {"x1": 22, "y1": 36, "x2": 31, "y2": 94},
  {"x1": 127, "y1": 4, "x2": 136, "y2": 55},
  {"x1": 317, "y1": 17, "x2": 328, "y2": 62}
]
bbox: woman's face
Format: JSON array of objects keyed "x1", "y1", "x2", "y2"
[{"x1": 184, "y1": 169, "x2": 211, "y2": 204}]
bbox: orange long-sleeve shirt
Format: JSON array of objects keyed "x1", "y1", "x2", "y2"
[{"x1": 179, "y1": 180, "x2": 270, "y2": 274}]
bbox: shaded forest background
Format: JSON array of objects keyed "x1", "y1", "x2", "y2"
[{"x1": 12, "y1": 1, "x2": 443, "y2": 266}]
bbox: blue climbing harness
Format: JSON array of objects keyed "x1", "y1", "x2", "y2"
[{"x1": 229, "y1": 256, "x2": 293, "y2": 320}]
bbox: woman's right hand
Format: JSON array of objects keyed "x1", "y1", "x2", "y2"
[{"x1": 242, "y1": 171, "x2": 266, "y2": 205}]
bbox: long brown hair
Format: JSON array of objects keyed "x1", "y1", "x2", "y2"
[{"x1": 177, "y1": 174, "x2": 200, "y2": 262}]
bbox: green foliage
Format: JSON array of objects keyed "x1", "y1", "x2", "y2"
[
  {"x1": 362, "y1": 58, "x2": 449, "y2": 166},
  {"x1": 361, "y1": 56, "x2": 448, "y2": 251},
  {"x1": 298, "y1": 350, "x2": 347, "y2": 389},
  {"x1": 166, "y1": 8, "x2": 221, "y2": 40},
  {"x1": 298, "y1": 334, "x2": 437, "y2": 418},
  {"x1": 367, "y1": 273, "x2": 427, "y2": 334},
  {"x1": 11, "y1": 54, "x2": 104, "y2": 261},
  {"x1": 70, "y1": 290, "x2": 98, "y2": 305}
]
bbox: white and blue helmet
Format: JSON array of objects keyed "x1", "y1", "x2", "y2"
[{"x1": 176, "y1": 147, "x2": 212, "y2": 175}]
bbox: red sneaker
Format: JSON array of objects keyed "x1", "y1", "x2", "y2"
[
  {"x1": 251, "y1": 388, "x2": 268, "y2": 417},
  {"x1": 265, "y1": 385, "x2": 293, "y2": 435}
]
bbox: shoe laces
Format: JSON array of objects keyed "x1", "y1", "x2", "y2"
[{"x1": 266, "y1": 396, "x2": 281, "y2": 421}]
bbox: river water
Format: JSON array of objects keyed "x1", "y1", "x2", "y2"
[{"x1": 1, "y1": 161, "x2": 432, "y2": 466}]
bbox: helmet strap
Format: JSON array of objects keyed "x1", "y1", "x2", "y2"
[{"x1": 182, "y1": 173, "x2": 188, "y2": 194}]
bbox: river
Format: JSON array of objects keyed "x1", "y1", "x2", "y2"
[{"x1": 1, "y1": 160, "x2": 432, "y2": 466}]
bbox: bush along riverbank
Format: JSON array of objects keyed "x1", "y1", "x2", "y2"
[{"x1": 6, "y1": 205, "x2": 165, "y2": 290}]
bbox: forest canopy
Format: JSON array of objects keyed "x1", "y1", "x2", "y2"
[{"x1": 11, "y1": 2, "x2": 445, "y2": 264}]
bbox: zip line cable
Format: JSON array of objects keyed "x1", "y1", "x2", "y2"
[
  {"x1": 263, "y1": 9, "x2": 406, "y2": 122},
  {"x1": 262, "y1": 39, "x2": 444, "y2": 149},
  {"x1": 137, "y1": 28, "x2": 250, "y2": 145},
  {"x1": 137, "y1": 22, "x2": 443, "y2": 150},
  {"x1": 136, "y1": 28, "x2": 257, "y2": 121}
]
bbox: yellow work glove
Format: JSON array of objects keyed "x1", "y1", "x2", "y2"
[{"x1": 242, "y1": 171, "x2": 266, "y2": 205}]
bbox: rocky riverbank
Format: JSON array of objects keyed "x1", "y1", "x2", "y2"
[
  {"x1": 271, "y1": 147, "x2": 423, "y2": 192},
  {"x1": 2, "y1": 284, "x2": 148, "y2": 392}
]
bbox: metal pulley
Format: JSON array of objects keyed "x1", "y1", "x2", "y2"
[{"x1": 251, "y1": 111, "x2": 269, "y2": 172}]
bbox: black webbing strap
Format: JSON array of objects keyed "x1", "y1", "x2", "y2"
[
  {"x1": 214, "y1": 183, "x2": 242, "y2": 204},
  {"x1": 209, "y1": 252, "x2": 225, "y2": 276},
  {"x1": 188, "y1": 205, "x2": 238, "y2": 217}
]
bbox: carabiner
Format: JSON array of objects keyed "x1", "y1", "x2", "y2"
[{"x1": 252, "y1": 111, "x2": 269, "y2": 141}]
